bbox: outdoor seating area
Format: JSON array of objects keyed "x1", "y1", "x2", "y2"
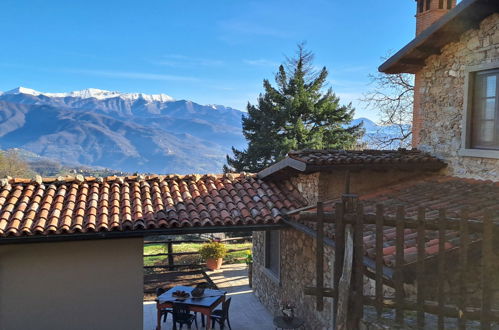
[{"x1": 143, "y1": 264, "x2": 274, "y2": 330}]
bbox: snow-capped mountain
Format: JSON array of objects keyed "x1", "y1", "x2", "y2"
[
  {"x1": 0, "y1": 87, "x2": 245, "y2": 174},
  {"x1": 4, "y1": 87, "x2": 175, "y2": 103}
]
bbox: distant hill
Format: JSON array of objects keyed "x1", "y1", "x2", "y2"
[
  {"x1": 351, "y1": 117, "x2": 411, "y2": 149},
  {"x1": 0, "y1": 87, "x2": 246, "y2": 174},
  {"x1": 0, "y1": 88, "x2": 408, "y2": 174}
]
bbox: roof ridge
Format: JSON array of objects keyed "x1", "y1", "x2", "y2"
[
  {"x1": 288, "y1": 148, "x2": 423, "y2": 155},
  {"x1": 0, "y1": 172, "x2": 257, "y2": 187}
]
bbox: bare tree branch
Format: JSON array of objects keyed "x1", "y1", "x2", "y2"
[{"x1": 361, "y1": 56, "x2": 414, "y2": 149}]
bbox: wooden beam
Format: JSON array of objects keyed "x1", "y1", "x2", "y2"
[
  {"x1": 336, "y1": 225, "x2": 353, "y2": 330},
  {"x1": 282, "y1": 218, "x2": 395, "y2": 280},
  {"x1": 316, "y1": 202, "x2": 325, "y2": 311},
  {"x1": 296, "y1": 211, "x2": 489, "y2": 232}
]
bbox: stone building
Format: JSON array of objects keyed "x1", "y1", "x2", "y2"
[
  {"x1": 380, "y1": 0, "x2": 499, "y2": 180},
  {"x1": 251, "y1": 0, "x2": 499, "y2": 328}
]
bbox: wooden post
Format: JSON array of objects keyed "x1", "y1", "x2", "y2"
[
  {"x1": 375, "y1": 204, "x2": 384, "y2": 318},
  {"x1": 395, "y1": 206, "x2": 405, "y2": 324},
  {"x1": 316, "y1": 202, "x2": 325, "y2": 311},
  {"x1": 352, "y1": 203, "x2": 364, "y2": 328},
  {"x1": 458, "y1": 208, "x2": 469, "y2": 330},
  {"x1": 167, "y1": 239, "x2": 174, "y2": 270},
  {"x1": 481, "y1": 211, "x2": 493, "y2": 330},
  {"x1": 437, "y1": 209, "x2": 446, "y2": 330},
  {"x1": 334, "y1": 202, "x2": 345, "y2": 326},
  {"x1": 336, "y1": 224, "x2": 354, "y2": 330},
  {"x1": 417, "y1": 207, "x2": 426, "y2": 328}
]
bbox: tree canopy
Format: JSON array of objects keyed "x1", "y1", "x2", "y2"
[
  {"x1": 225, "y1": 45, "x2": 363, "y2": 173},
  {"x1": 0, "y1": 150, "x2": 34, "y2": 178}
]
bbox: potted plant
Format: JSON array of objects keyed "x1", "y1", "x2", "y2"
[
  {"x1": 245, "y1": 250, "x2": 253, "y2": 288},
  {"x1": 199, "y1": 241, "x2": 227, "y2": 270}
]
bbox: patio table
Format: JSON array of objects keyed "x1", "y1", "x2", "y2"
[{"x1": 156, "y1": 285, "x2": 227, "y2": 330}]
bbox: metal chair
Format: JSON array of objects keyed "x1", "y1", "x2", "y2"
[
  {"x1": 172, "y1": 302, "x2": 198, "y2": 330},
  {"x1": 156, "y1": 288, "x2": 173, "y2": 323},
  {"x1": 210, "y1": 297, "x2": 232, "y2": 330}
]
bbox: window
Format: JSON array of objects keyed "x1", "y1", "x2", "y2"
[
  {"x1": 426, "y1": 0, "x2": 432, "y2": 11},
  {"x1": 461, "y1": 63, "x2": 499, "y2": 159},
  {"x1": 438, "y1": 0, "x2": 443, "y2": 9},
  {"x1": 471, "y1": 70, "x2": 499, "y2": 150},
  {"x1": 264, "y1": 230, "x2": 280, "y2": 278},
  {"x1": 447, "y1": 0, "x2": 452, "y2": 9}
]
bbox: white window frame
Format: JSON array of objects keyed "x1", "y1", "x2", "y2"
[{"x1": 459, "y1": 61, "x2": 499, "y2": 159}]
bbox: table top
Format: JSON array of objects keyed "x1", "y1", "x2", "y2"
[
  {"x1": 273, "y1": 316, "x2": 305, "y2": 329},
  {"x1": 157, "y1": 285, "x2": 227, "y2": 309}
]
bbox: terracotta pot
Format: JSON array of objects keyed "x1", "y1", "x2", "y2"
[{"x1": 206, "y1": 257, "x2": 223, "y2": 270}]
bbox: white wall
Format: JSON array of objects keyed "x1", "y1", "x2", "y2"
[{"x1": 0, "y1": 237, "x2": 143, "y2": 330}]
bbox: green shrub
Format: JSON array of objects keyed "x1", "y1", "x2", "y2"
[
  {"x1": 199, "y1": 241, "x2": 227, "y2": 260},
  {"x1": 245, "y1": 250, "x2": 253, "y2": 264}
]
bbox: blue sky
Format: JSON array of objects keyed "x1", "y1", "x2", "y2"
[{"x1": 0, "y1": 0, "x2": 416, "y2": 120}]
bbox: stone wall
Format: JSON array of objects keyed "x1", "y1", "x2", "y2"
[
  {"x1": 318, "y1": 170, "x2": 432, "y2": 201},
  {"x1": 289, "y1": 170, "x2": 431, "y2": 206},
  {"x1": 289, "y1": 173, "x2": 320, "y2": 205},
  {"x1": 418, "y1": 13, "x2": 499, "y2": 181},
  {"x1": 253, "y1": 228, "x2": 336, "y2": 329}
]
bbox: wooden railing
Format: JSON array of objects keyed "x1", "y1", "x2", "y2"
[
  {"x1": 143, "y1": 236, "x2": 251, "y2": 270},
  {"x1": 300, "y1": 197, "x2": 499, "y2": 329}
]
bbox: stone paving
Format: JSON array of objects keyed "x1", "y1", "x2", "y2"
[{"x1": 143, "y1": 264, "x2": 274, "y2": 330}]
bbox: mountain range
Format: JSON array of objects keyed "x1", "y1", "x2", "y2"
[
  {"x1": 0, "y1": 87, "x2": 246, "y2": 174},
  {"x1": 0, "y1": 87, "x2": 408, "y2": 174}
]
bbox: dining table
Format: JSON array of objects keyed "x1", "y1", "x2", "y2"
[{"x1": 156, "y1": 285, "x2": 227, "y2": 330}]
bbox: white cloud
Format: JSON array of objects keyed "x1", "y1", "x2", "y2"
[
  {"x1": 243, "y1": 59, "x2": 279, "y2": 67},
  {"x1": 63, "y1": 68, "x2": 200, "y2": 82},
  {"x1": 219, "y1": 20, "x2": 290, "y2": 38},
  {"x1": 152, "y1": 54, "x2": 224, "y2": 68}
]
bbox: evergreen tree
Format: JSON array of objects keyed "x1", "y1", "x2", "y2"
[{"x1": 225, "y1": 44, "x2": 363, "y2": 172}]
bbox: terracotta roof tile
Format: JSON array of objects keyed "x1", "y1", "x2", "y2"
[
  {"x1": 0, "y1": 173, "x2": 305, "y2": 239},
  {"x1": 288, "y1": 149, "x2": 444, "y2": 167}
]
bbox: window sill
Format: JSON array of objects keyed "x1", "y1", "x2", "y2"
[
  {"x1": 458, "y1": 148, "x2": 499, "y2": 159},
  {"x1": 261, "y1": 267, "x2": 281, "y2": 286}
]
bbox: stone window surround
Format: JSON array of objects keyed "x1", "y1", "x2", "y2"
[
  {"x1": 460, "y1": 61, "x2": 499, "y2": 159},
  {"x1": 262, "y1": 230, "x2": 281, "y2": 285}
]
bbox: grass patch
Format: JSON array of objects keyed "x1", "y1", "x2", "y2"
[{"x1": 144, "y1": 242, "x2": 252, "y2": 267}]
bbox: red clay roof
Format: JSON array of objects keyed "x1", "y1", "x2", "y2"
[
  {"x1": 288, "y1": 149, "x2": 443, "y2": 166},
  {"x1": 258, "y1": 149, "x2": 446, "y2": 180},
  {"x1": 294, "y1": 176, "x2": 497, "y2": 269},
  {"x1": 0, "y1": 173, "x2": 305, "y2": 239}
]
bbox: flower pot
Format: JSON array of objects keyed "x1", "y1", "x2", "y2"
[{"x1": 206, "y1": 257, "x2": 223, "y2": 270}]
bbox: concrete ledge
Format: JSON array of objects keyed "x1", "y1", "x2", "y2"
[{"x1": 458, "y1": 148, "x2": 499, "y2": 159}]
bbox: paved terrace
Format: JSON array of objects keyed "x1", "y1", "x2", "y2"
[{"x1": 143, "y1": 264, "x2": 274, "y2": 329}]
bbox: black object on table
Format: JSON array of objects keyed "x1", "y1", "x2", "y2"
[{"x1": 273, "y1": 316, "x2": 305, "y2": 329}]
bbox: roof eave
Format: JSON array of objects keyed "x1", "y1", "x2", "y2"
[
  {"x1": 379, "y1": 0, "x2": 497, "y2": 74},
  {"x1": 257, "y1": 157, "x2": 307, "y2": 180},
  {"x1": 0, "y1": 223, "x2": 287, "y2": 245}
]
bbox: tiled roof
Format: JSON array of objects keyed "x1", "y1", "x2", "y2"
[
  {"x1": 294, "y1": 176, "x2": 498, "y2": 270},
  {"x1": 0, "y1": 173, "x2": 305, "y2": 239},
  {"x1": 287, "y1": 149, "x2": 444, "y2": 167},
  {"x1": 258, "y1": 149, "x2": 446, "y2": 179}
]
